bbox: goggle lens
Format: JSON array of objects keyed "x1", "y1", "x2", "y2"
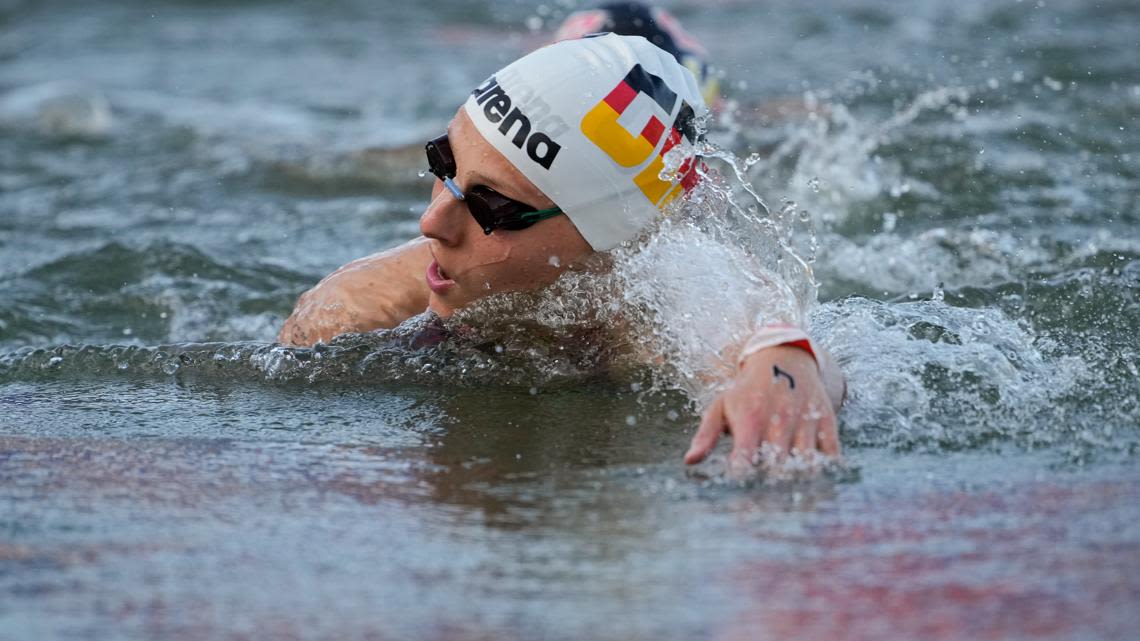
[
  {"x1": 425, "y1": 135, "x2": 456, "y2": 180},
  {"x1": 424, "y1": 134, "x2": 562, "y2": 235}
]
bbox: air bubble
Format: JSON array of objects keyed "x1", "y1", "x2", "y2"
[{"x1": 882, "y1": 212, "x2": 898, "y2": 232}]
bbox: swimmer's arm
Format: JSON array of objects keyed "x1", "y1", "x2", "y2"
[
  {"x1": 278, "y1": 237, "x2": 432, "y2": 347},
  {"x1": 684, "y1": 329, "x2": 846, "y2": 470}
]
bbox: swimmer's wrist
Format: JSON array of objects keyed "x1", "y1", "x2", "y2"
[
  {"x1": 737, "y1": 324, "x2": 818, "y2": 370},
  {"x1": 739, "y1": 344, "x2": 816, "y2": 371}
]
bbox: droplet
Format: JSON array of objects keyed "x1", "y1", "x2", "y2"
[{"x1": 625, "y1": 415, "x2": 637, "y2": 426}]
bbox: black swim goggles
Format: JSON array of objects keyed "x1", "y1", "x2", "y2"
[{"x1": 425, "y1": 134, "x2": 563, "y2": 235}]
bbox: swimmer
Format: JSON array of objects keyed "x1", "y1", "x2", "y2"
[
  {"x1": 552, "y1": 3, "x2": 824, "y2": 126},
  {"x1": 552, "y1": 2, "x2": 721, "y2": 110},
  {"x1": 303, "y1": 3, "x2": 814, "y2": 193},
  {"x1": 279, "y1": 34, "x2": 846, "y2": 468}
]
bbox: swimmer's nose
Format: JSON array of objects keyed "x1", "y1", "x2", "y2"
[{"x1": 420, "y1": 180, "x2": 465, "y2": 247}]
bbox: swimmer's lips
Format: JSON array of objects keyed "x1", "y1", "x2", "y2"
[{"x1": 426, "y1": 259, "x2": 456, "y2": 294}]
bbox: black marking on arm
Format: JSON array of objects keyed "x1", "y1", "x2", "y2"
[{"x1": 773, "y1": 364, "x2": 796, "y2": 389}]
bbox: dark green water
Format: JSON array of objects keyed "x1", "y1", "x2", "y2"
[{"x1": 1, "y1": 1, "x2": 1138, "y2": 640}]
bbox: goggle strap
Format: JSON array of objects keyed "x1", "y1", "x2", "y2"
[
  {"x1": 443, "y1": 177, "x2": 465, "y2": 200},
  {"x1": 518, "y1": 207, "x2": 562, "y2": 223}
]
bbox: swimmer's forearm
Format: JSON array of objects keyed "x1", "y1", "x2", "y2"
[
  {"x1": 327, "y1": 237, "x2": 432, "y2": 294},
  {"x1": 278, "y1": 237, "x2": 432, "y2": 346}
]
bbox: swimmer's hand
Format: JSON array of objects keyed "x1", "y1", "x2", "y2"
[{"x1": 684, "y1": 345, "x2": 840, "y2": 470}]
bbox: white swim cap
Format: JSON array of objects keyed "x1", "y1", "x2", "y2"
[{"x1": 463, "y1": 33, "x2": 707, "y2": 251}]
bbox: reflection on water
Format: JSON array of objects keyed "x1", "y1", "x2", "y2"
[{"x1": 3, "y1": 398, "x2": 1137, "y2": 640}]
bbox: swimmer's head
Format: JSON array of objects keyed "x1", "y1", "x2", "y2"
[
  {"x1": 420, "y1": 33, "x2": 707, "y2": 316},
  {"x1": 462, "y1": 33, "x2": 707, "y2": 251},
  {"x1": 554, "y1": 2, "x2": 720, "y2": 107}
]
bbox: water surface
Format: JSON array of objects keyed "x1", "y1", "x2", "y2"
[{"x1": 1, "y1": 1, "x2": 1138, "y2": 639}]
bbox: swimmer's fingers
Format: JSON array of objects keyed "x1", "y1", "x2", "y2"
[
  {"x1": 791, "y1": 402, "x2": 818, "y2": 457},
  {"x1": 684, "y1": 395, "x2": 727, "y2": 464},
  {"x1": 727, "y1": 404, "x2": 765, "y2": 471},
  {"x1": 716, "y1": 383, "x2": 769, "y2": 471},
  {"x1": 761, "y1": 391, "x2": 803, "y2": 461},
  {"x1": 793, "y1": 388, "x2": 837, "y2": 456},
  {"x1": 816, "y1": 406, "x2": 841, "y2": 457}
]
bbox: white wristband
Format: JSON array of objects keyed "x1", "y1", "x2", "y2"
[{"x1": 737, "y1": 324, "x2": 818, "y2": 369}]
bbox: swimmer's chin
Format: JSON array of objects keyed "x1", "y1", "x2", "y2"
[
  {"x1": 427, "y1": 294, "x2": 457, "y2": 318},
  {"x1": 428, "y1": 280, "x2": 503, "y2": 318}
]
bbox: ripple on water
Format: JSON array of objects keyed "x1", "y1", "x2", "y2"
[
  {"x1": 0, "y1": 241, "x2": 311, "y2": 348},
  {"x1": 813, "y1": 294, "x2": 1139, "y2": 461}
]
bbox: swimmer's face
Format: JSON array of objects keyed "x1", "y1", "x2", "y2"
[{"x1": 419, "y1": 109, "x2": 593, "y2": 316}]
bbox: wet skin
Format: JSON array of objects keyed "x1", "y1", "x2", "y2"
[
  {"x1": 276, "y1": 109, "x2": 593, "y2": 346},
  {"x1": 279, "y1": 109, "x2": 843, "y2": 466},
  {"x1": 418, "y1": 110, "x2": 594, "y2": 316}
]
